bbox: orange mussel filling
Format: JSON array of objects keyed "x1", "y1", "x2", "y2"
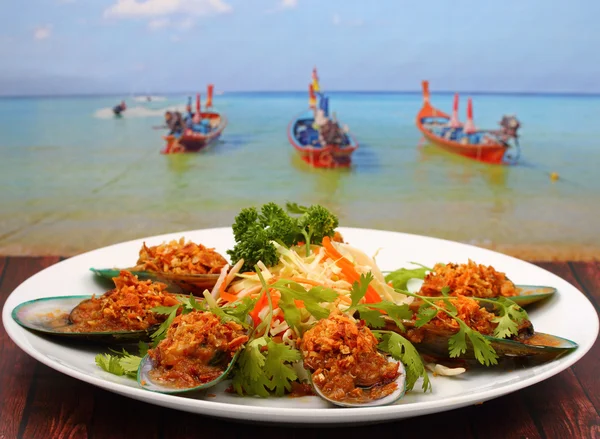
[
  {"x1": 135, "y1": 237, "x2": 228, "y2": 275},
  {"x1": 148, "y1": 311, "x2": 248, "y2": 389},
  {"x1": 67, "y1": 270, "x2": 179, "y2": 332},
  {"x1": 419, "y1": 260, "x2": 517, "y2": 298},
  {"x1": 300, "y1": 312, "x2": 400, "y2": 404}
]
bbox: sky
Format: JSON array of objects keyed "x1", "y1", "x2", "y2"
[{"x1": 1, "y1": 0, "x2": 599, "y2": 95}]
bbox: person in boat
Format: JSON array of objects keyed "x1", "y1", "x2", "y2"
[
  {"x1": 162, "y1": 111, "x2": 184, "y2": 136},
  {"x1": 499, "y1": 115, "x2": 520, "y2": 139},
  {"x1": 320, "y1": 116, "x2": 347, "y2": 146},
  {"x1": 184, "y1": 97, "x2": 194, "y2": 123},
  {"x1": 113, "y1": 100, "x2": 126, "y2": 116},
  {"x1": 172, "y1": 112, "x2": 184, "y2": 136}
]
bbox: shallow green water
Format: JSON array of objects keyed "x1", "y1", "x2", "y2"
[{"x1": 1, "y1": 92, "x2": 598, "y2": 257}]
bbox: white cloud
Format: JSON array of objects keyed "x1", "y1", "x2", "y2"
[
  {"x1": 104, "y1": 0, "x2": 232, "y2": 18},
  {"x1": 148, "y1": 17, "x2": 171, "y2": 30},
  {"x1": 265, "y1": 0, "x2": 297, "y2": 13},
  {"x1": 33, "y1": 25, "x2": 52, "y2": 40},
  {"x1": 332, "y1": 13, "x2": 363, "y2": 27},
  {"x1": 180, "y1": 17, "x2": 195, "y2": 30}
]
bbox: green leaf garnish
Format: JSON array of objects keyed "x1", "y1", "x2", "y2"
[
  {"x1": 384, "y1": 264, "x2": 432, "y2": 291},
  {"x1": 377, "y1": 331, "x2": 431, "y2": 392}
]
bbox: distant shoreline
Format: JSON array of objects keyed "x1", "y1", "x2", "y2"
[{"x1": 2, "y1": 90, "x2": 600, "y2": 99}]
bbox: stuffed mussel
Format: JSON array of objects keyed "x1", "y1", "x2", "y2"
[
  {"x1": 299, "y1": 311, "x2": 406, "y2": 407},
  {"x1": 384, "y1": 294, "x2": 577, "y2": 365},
  {"x1": 389, "y1": 260, "x2": 556, "y2": 308},
  {"x1": 92, "y1": 238, "x2": 228, "y2": 294},
  {"x1": 137, "y1": 310, "x2": 249, "y2": 394},
  {"x1": 12, "y1": 271, "x2": 181, "y2": 342}
]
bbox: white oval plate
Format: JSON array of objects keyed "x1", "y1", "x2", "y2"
[{"x1": 2, "y1": 227, "x2": 598, "y2": 425}]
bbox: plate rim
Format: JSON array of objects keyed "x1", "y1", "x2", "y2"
[{"x1": 2, "y1": 226, "x2": 599, "y2": 424}]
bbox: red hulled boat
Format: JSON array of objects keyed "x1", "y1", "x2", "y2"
[
  {"x1": 287, "y1": 68, "x2": 358, "y2": 168},
  {"x1": 416, "y1": 81, "x2": 521, "y2": 165},
  {"x1": 162, "y1": 84, "x2": 227, "y2": 154}
]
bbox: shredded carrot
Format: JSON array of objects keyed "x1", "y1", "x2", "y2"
[
  {"x1": 219, "y1": 290, "x2": 240, "y2": 303},
  {"x1": 270, "y1": 289, "x2": 281, "y2": 310},
  {"x1": 249, "y1": 289, "x2": 281, "y2": 325},
  {"x1": 322, "y1": 236, "x2": 382, "y2": 304},
  {"x1": 288, "y1": 277, "x2": 324, "y2": 287},
  {"x1": 249, "y1": 289, "x2": 269, "y2": 326}
]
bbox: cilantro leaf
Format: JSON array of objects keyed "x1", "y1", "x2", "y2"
[
  {"x1": 415, "y1": 304, "x2": 438, "y2": 328},
  {"x1": 264, "y1": 340, "x2": 301, "y2": 396},
  {"x1": 440, "y1": 286, "x2": 451, "y2": 296},
  {"x1": 151, "y1": 304, "x2": 180, "y2": 315},
  {"x1": 277, "y1": 292, "x2": 303, "y2": 333},
  {"x1": 357, "y1": 309, "x2": 386, "y2": 328},
  {"x1": 222, "y1": 296, "x2": 257, "y2": 324},
  {"x1": 468, "y1": 331, "x2": 498, "y2": 366},
  {"x1": 385, "y1": 264, "x2": 432, "y2": 291},
  {"x1": 448, "y1": 323, "x2": 468, "y2": 358},
  {"x1": 377, "y1": 332, "x2": 431, "y2": 392},
  {"x1": 119, "y1": 354, "x2": 143, "y2": 376},
  {"x1": 179, "y1": 294, "x2": 203, "y2": 314},
  {"x1": 271, "y1": 279, "x2": 337, "y2": 332},
  {"x1": 231, "y1": 336, "x2": 301, "y2": 397},
  {"x1": 490, "y1": 297, "x2": 529, "y2": 339},
  {"x1": 231, "y1": 337, "x2": 271, "y2": 397},
  {"x1": 150, "y1": 305, "x2": 178, "y2": 346},
  {"x1": 241, "y1": 337, "x2": 268, "y2": 381},
  {"x1": 365, "y1": 301, "x2": 412, "y2": 331},
  {"x1": 349, "y1": 272, "x2": 375, "y2": 308},
  {"x1": 96, "y1": 346, "x2": 146, "y2": 379},
  {"x1": 491, "y1": 312, "x2": 519, "y2": 339},
  {"x1": 95, "y1": 353, "x2": 125, "y2": 376}
]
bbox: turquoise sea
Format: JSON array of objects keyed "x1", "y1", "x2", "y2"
[{"x1": 1, "y1": 92, "x2": 599, "y2": 259}]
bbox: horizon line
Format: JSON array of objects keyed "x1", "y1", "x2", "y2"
[{"x1": 1, "y1": 89, "x2": 600, "y2": 99}]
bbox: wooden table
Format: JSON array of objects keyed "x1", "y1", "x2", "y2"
[{"x1": 1, "y1": 256, "x2": 599, "y2": 439}]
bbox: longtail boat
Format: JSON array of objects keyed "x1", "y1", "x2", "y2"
[
  {"x1": 416, "y1": 81, "x2": 521, "y2": 165},
  {"x1": 287, "y1": 68, "x2": 358, "y2": 168},
  {"x1": 162, "y1": 84, "x2": 227, "y2": 154}
]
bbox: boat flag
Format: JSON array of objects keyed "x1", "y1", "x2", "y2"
[
  {"x1": 206, "y1": 84, "x2": 214, "y2": 108},
  {"x1": 449, "y1": 93, "x2": 462, "y2": 128},
  {"x1": 312, "y1": 67, "x2": 320, "y2": 93},
  {"x1": 422, "y1": 80, "x2": 430, "y2": 104},
  {"x1": 309, "y1": 83, "x2": 316, "y2": 108},
  {"x1": 463, "y1": 97, "x2": 477, "y2": 134},
  {"x1": 193, "y1": 93, "x2": 201, "y2": 124}
]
